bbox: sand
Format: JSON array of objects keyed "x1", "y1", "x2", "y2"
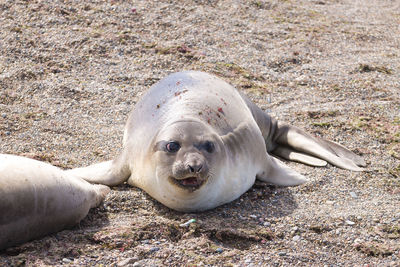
[{"x1": 0, "y1": 0, "x2": 399, "y2": 266}]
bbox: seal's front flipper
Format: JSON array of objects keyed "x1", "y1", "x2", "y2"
[
  {"x1": 257, "y1": 155, "x2": 307, "y2": 186},
  {"x1": 271, "y1": 123, "x2": 365, "y2": 171},
  {"x1": 66, "y1": 154, "x2": 130, "y2": 186}
]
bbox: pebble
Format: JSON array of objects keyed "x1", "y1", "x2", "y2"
[
  {"x1": 278, "y1": 252, "x2": 287, "y2": 256},
  {"x1": 149, "y1": 247, "x2": 160, "y2": 253},
  {"x1": 295, "y1": 75, "x2": 307, "y2": 85},
  {"x1": 345, "y1": 220, "x2": 355, "y2": 225},
  {"x1": 249, "y1": 214, "x2": 258, "y2": 219},
  {"x1": 292, "y1": 235, "x2": 300, "y2": 241},
  {"x1": 117, "y1": 257, "x2": 138, "y2": 266},
  {"x1": 216, "y1": 248, "x2": 223, "y2": 253},
  {"x1": 62, "y1": 258, "x2": 72, "y2": 263},
  {"x1": 244, "y1": 258, "x2": 252, "y2": 264},
  {"x1": 1, "y1": 113, "x2": 6, "y2": 118},
  {"x1": 263, "y1": 222, "x2": 271, "y2": 227},
  {"x1": 350, "y1": 192, "x2": 358, "y2": 198}
]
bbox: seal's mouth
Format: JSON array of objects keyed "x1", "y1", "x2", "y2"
[{"x1": 169, "y1": 176, "x2": 206, "y2": 191}]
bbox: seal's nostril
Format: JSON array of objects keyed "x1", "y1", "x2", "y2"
[
  {"x1": 188, "y1": 164, "x2": 202, "y2": 173},
  {"x1": 188, "y1": 165, "x2": 195, "y2": 173}
]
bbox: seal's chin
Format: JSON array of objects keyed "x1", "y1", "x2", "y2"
[{"x1": 169, "y1": 176, "x2": 206, "y2": 191}]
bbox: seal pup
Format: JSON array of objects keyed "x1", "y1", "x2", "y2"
[
  {"x1": 68, "y1": 71, "x2": 365, "y2": 212},
  {"x1": 0, "y1": 154, "x2": 110, "y2": 250}
]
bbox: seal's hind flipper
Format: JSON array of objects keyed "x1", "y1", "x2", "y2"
[
  {"x1": 322, "y1": 139, "x2": 366, "y2": 167},
  {"x1": 241, "y1": 93, "x2": 365, "y2": 171},
  {"x1": 272, "y1": 146, "x2": 327, "y2": 167},
  {"x1": 271, "y1": 123, "x2": 364, "y2": 171}
]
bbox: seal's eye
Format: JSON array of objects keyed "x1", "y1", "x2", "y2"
[
  {"x1": 204, "y1": 141, "x2": 215, "y2": 153},
  {"x1": 166, "y1": 141, "x2": 180, "y2": 153}
]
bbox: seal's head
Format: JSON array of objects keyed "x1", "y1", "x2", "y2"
[
  {"x1": 146, "y1": 119, "x2": 230, "y2": 211},
  {"x1": 153, "y1": 120, "x2": 224, "y2": 193}
]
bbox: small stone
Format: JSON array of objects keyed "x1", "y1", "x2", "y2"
[
  {"x1": 350, "y1": 192, "x2": 358, "y2": 198},
  {"x1": 345, "y1": 220, "x2": 355, "y2": 225},
  {"x1": 216, "y1": 248, "x2": 223, "y2": 253},
  {"x1": 278, "y1": 251, "x2": 287, "y2": 256},
  {"x1": 1, "y1": 113, "x2": 6, "y2": 118},
  {"x1": 292, "y1": 235, "x2": 300, "y2": 241},
  {"x1": 263, "y1": 222, "x2": 271, "y2": 227},
  {"x1": 249, "y1": 215, "x2": 257, "y2": 219},
  {"x1": 117, "y1": 258, "x2": 138, "y2": 267},
  {"x1": 295, "y1": 75, "x2": 307, "y2": 85},
  {"x1": 62, "y1": 258, "x2": 72, "y2": 263},
  {"x1": 292, "y1": 226, "x2": 299, "y2": 232},
  {"x1": 5, "y1": 131, "x2": 11, "y2": 136},
  {"x1": 149, "y1": 247, "x2": 160, "y2": 253}
]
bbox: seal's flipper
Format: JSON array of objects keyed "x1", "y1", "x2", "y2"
[
  {"x1": 241, "y1": 93, "x2": 365, "y2": 171},
  {"x1": 257, "y1": 155, "x2": 307, "y2": 186},
  {"x1": 272, "y1": 146, "x2": 327, "y2": 167},
  {"x1": 91, "y1": 184, "x2": 111, "y2": 208},
  {"x1": 322, "y1": 139, "x2": 366, "y2": 167},
  {"x1": 272, "y1": 124, "x2": 364, "y2": 171},
  {"x1": 67, "y1": 155, "x2": 130, "y2": 186}
]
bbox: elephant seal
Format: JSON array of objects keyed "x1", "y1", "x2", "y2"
[
  {"x1": 0, "y1": 154, "x2": 110, "y2": 251},
  {"x1": 68, "y1": 71, "x2": 365, "y2": 212}
]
